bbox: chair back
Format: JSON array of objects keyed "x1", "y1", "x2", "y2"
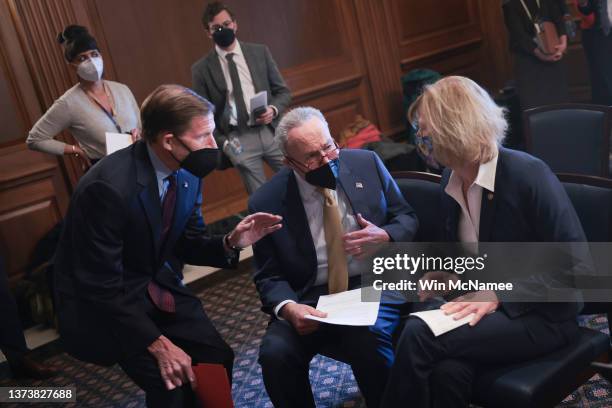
[
  {"x1": 558, "y1": 173, "x2": 612, "y2": 321},
  {"x1": 392, "y1": 171, "x2": 442, "y2": 242},
  {"x1": 524, "y1": 104, "x2": 610, "y2": 177}
]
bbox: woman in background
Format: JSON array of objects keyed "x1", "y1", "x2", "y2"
[
  {"x1": 503, "y1": 0, "x2": 570, "y2": 109},
  {"x1": 26, "y1": 25, "x2": 140, "y2": 167}
]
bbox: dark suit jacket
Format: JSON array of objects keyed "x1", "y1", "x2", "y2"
[
  {"x1": 53, "y1": 141, "x2": 237, "y2": 365},
  {"x1": 191, "y1": 41, "x2": 291, "y2": 147},
  {"x1": 440, "y1": 147, "x2": 585, "y2": 322},
  {"x1": 248, "y1": 149, "x2": 419, "y2": 315}
]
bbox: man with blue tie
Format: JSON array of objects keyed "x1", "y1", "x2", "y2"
[
  {"x1": 249, "y1": 107, "x2": 419, "y2": 407},
  {"x1": 579, "y1": 0, "x2": 612, "y2": 105},
  {"x1": 53, "y1": 84, "x2": 282, "y2": 408}
]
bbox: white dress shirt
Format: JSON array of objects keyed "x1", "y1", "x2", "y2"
[
  {"x1": 273, "y1": 172, "x2": 360, "y2": 318},
  {"x1": 215, "y1": 41, "x2": 256, "y2": 126},
  {"x1": 444, "y1": 154, "x2": 498, "y2": 243}
]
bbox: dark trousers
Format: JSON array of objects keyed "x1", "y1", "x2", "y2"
[
  {"x1": 0, "y1": 256, "x2": 28, "y2": 362},
  {"x1": 258, "y1": 285, "x2": 405, "y2": 408},
  {"x1": 381, "y1": 303, "x2": 579, "y2": 408},
  {"x1": 582, "y1": 29, "x2": 612, "y2": 106},
  {"x1": 259, "y1": 320, "x2": 389, "y2": 408},
  {"x1": 118, "y1": 291, "x2": 234, "y2": 408}
]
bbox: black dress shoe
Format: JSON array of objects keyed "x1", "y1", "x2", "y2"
[
  {"x1": 592, "y1": 361, "x2": 612, "y2": 383},
  {"x1": 8, "y1": 356, "x2": 58, "y2": 380}
]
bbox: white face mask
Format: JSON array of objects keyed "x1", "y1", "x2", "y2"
[{"x1": 76, "y1": 56, "x2": 103, "y2": 82}]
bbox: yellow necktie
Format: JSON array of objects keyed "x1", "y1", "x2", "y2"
[{"x1": 318, "y1": 187, "x2": 349, "y2": 294}]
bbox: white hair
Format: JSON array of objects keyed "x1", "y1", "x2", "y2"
[{"x1": 275, "y1": 106, "x2": 330, "y2": 154}]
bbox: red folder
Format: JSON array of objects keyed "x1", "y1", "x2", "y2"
[{"x1": 192, "y1": 363, "x2": 234, "y2": 408}]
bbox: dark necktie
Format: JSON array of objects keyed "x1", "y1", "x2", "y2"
[
  {"x1": 161, "y1": 173, "x2": 177, "y2": 246},
  {"x1": 225, "y1": 53, "x2": 249, "y2": 131},
  {"x1": 147, "y1": 173, "x2": 177, "y2": 313}
]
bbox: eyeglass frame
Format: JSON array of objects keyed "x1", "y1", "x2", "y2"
[
  {"x1": 285, "y1": 140, "x2": 341, "y2": 171},
  {"x1": 209, "y1": 19, "x2": 235, "y2": 33}
]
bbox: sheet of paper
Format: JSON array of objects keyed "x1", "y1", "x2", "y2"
[
  {"x1": 304, "y1": 287, "x2": 380, "y2": 326},
  {"x1": 409, "y1": 309, "x2": 475, "y2": 337},
  {"x1": 105, "y1": 132, "x2": 133, "y2": 155},
  {"x1": 249, "y1": 91, "x2": 268, "y2": 125}
]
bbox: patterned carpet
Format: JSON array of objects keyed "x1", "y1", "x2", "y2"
[{"x1": 0, "y1": 267, "x2": 610, "y2": 408}]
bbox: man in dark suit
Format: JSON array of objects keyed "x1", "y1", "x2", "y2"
[
  {"x1": 249, "y1": 107, "x2": 419, "y2": 408},
  {"x1": 53, "y1": 84, "x2": 282, "y2": 408},
  {"x1": 191, "y1": 1, "x2": 291, "y2": 195},
  {"x1": 578, "y1": 0, "x2": 612, "y2": 105}
]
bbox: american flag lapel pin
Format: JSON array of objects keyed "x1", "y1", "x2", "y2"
[{"x1": 355, "y1": 182, "x2": 363, "y2": 189}]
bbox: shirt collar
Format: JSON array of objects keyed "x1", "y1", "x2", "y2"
[
  {"x1": 445, "y1": 152, "x2": 498, "y2": 197},
  {"x1": 146, "y1": 143, "x2": 173, "y2": 185},
  {"x1": 216, "y1": 40, "x2": 243, "y2": 60},
  {"x1": 474, "y1": 153, "x2": 498, "y2": 193}
]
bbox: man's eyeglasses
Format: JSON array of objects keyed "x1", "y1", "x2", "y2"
[
  {"x1": 210, "y1": 20, "x2": 234, "y2": 32},
  {"x1": 287, "y1": 141, "x2": 340, "y2": 170}
]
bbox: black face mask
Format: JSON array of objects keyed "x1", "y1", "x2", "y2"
[
  {"x1": 212, "y1": 27, "x2": 236, "y2": 48},
  {"x1": 171, "y1": 137, "x2": 220, "y2": 178},
  {"x1": 305, "y1": 158, "x2": 340, "y2": 190}
]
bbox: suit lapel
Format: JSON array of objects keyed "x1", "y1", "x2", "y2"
[
  {"x1": 337, "y1": 153, "x2": 364, "y2": 217},
  {"x1": 207, "y1": 52, "x2": 228, "y2": 95},
  {"x1": 284, "y1": 172, "x2": 317, "y2": 262},
  {"x1": 135, "y1": 142, "x2": 162, "y2": 256},
  {"x1": 241, "y1": 43, "x2": 264, "y2": 93},
  {"x1": 478, "y1": 162, "x2": 500, "y2": 242}
]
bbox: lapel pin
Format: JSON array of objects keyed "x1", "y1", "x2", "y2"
[
  {"x1": 355, "y1": 182, "x2": 363, "y2": 189},
  {"x1": 183, "y1": 181, "x2": 188, "y2": 188},
  {"x1": 487, "y1": 192, "x2": 494, "y2": 200}
]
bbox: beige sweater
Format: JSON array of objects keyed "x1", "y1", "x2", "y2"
[{"x1": 26, "y1": 80, "x2": 140, "y2": 160}]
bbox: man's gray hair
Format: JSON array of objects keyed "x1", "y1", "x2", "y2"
[{"x1": 275, "y1": 106, "x2": 330, "y2": 154}]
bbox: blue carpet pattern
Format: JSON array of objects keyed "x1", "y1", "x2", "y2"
[{"x1": 0, "y1": 270, "x2": 609, "y2": 407}]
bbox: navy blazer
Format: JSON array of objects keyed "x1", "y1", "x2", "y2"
[
  {"x1": 248, "y1": 149, "x2": 419, "y2": 315},
  {"x1": 440, "y1": 147, "x2": 585, "y2": 321},
  {"x1": 54, "y1": 141, "x2": 237, "y2": 365}
]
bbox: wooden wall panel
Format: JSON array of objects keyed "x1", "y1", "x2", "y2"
[
  {"x1": 2, "y1": 0, "x2": 595, "y2": 285},
  {"x1": 0, "y1": 58, "x2": 26, "y2": 144},
  {"x1": 0, "y1": 0, "x2": 72, "y2": 283},
  {"x1": 85, "y1": 0, "x2": 375, "y2": 222},
  {"x1": 0, "y1": 143, "x2": 68, "y2": 282}
]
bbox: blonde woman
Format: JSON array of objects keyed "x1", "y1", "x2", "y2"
[
  {"x1": 26, "y1": 25, "x2": 141, "y2": 167},
  {"x1": 381, "y1": 76, "x2": 584, "y2": 408}
]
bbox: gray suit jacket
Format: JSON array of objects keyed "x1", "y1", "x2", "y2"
[{"x1": 191, "y1": 41, "x2": 291, "y2": 147}]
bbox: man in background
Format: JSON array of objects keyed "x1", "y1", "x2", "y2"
[{"x1": 192, "y1": 1, "x2": 291, "y2": 195}]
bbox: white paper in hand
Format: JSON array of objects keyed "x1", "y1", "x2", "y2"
[
  {"x1": 304, "y1": 287, "x2": 380, "y2": 326},
  {"x1": 105, "y1": 132, "x2": 133, "y2": 155},
  {"x1": 409, "y1": 309, "x2": 475, "y2": 337}
]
